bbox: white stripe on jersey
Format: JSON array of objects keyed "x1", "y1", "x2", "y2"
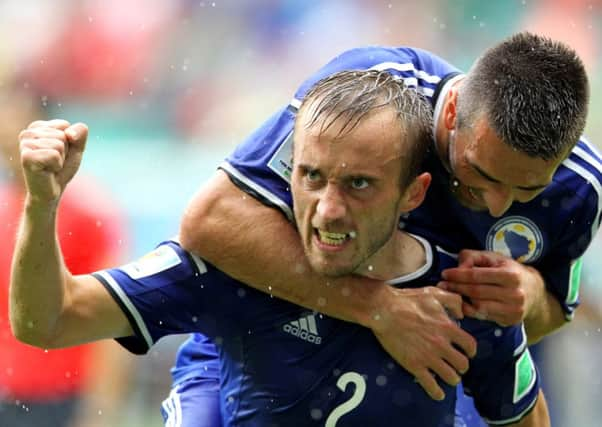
[
  {"x1": 96, "y1": 270, "x2": 154, "y2": 350},
  {"x1": 368, "y1": 61, "x2": 442, "y2": 84},
  {"x1": 573, "y1": 144, "x2": 602, "y2": 176},
  {"x1": 162, "y1": 386, "x2": 183, "y2": 427},
  {"x1": 396, "y1": 77, "x2": 435, "y2": 97},
  {"x1": 288, "y1": 61, "x2": 441, "y2": 109},
  {"x1": 513, "y1": 324, "x2": 528, "y2": 357},
  {"x1": 562, "y1": 156, "x2": 602, "y2": 239},
  {"x1": 220, "y1": 161, "x2": 295, "y2": 221},
  {"x1": 434, "y1": 246, "x2": 459, "y2": 260}
]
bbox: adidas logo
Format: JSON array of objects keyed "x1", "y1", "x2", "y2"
[{"x1": 282, "y1": 314, "x2": 322, "y2": 345}]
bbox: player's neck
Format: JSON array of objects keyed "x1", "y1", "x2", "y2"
[{"x1": 356, "y1": 231, "x2": 426, "y2": 281}]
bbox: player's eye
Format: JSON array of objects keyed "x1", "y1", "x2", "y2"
[
  {"x1": 350, "y1": 178, "x2": 369, "y2": 190},
  {"x1": 306, "y1": 169, "x2": 321, "y2": 182}
]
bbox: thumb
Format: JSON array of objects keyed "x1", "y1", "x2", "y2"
[{"x1": 65, "y1": 123, "x2": 89, "y2": 153}]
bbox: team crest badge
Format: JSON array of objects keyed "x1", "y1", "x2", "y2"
[{"x1": 486, "y1": 216, "x2": 543, "y2": 263}]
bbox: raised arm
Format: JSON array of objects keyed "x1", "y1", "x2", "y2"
[
  {"x1": 180, "y1": 170, "x2": 477, "y2": 400},
  {"x1": 10, "y1": 120, "x2": 131, "y2": 348}
]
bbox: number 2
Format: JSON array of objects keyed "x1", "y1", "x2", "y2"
[{"x1": 325, "y1": 371, "x2": 367, "y2": 427}]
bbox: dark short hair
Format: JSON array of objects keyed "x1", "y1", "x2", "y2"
[
  {"x1": 457, "y1": 31, "x2": 589, "y2": 160},
  {"x1": 296, "y1": 69, "x2": 433, "y2": 186}
]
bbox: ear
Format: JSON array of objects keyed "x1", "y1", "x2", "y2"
[
  {"x1": 399, "y1": 172, "x2": 431, "y2": 213},
  {"x1": 442, "y1": 86, "x2": 458, "y2": 131}
]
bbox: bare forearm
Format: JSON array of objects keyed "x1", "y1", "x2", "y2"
[
  {"x1": 179, "y1": 171, "x2": 383, "y2": 328},
  {"x1": 10, "y1": 198, "x2": 68, "y2": 345},
  {"x1": 524, "y1": 287, "x2": 566, "y2": 344}
]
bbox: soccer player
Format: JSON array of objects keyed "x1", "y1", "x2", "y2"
[
  {"x1": 10, "y1": 70, "x2": 548, "y2": 426},
  {"x1": 170, "y1": 31, "x2": 600, "y2": 424}
]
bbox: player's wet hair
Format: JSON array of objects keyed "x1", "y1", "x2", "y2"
[
  {"x1": 297, "y1": 69, "x2": 433, "y2": 186},
  {"x1": 457, "y1": 31, "x2": 589, "y2": 160}
]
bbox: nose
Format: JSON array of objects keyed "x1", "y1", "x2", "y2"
[
  {"x1": 483, "y1": 186, "x2": 514, "y2": 217},
  {"x1": 316, "y1": 185, "x2": 347, "y2": 222}
]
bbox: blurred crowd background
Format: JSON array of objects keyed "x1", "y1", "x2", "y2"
[{"x1": 0, "y1": 0, "x2": 601, "y2": 426}]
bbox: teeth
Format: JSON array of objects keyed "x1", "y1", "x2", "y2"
[{"x1": 317, "y1": 230, "x2": 355, "y2": 246}]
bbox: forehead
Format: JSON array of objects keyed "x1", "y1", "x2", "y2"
[
  {"x1": 294, "y1": 106, "x2": 406, "y2": 170},
  {"x1": 467, "y1": 118, "x2": 562, "y2": 186}
]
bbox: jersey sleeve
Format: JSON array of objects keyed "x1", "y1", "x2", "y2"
[
  {"x1": 461, "y1": 320, "x2": 540, "y2": 425},
  {"x1": 221, "y1": 46, "x2": 462, "y2": 219},
  {"x1": 534, "y1": 138, "x2": 602, "y2": 318},
  {"x1": 92, "y1": 241, "x2": 243, "y2": 354}
]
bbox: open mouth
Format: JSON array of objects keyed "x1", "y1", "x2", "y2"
[{"x1": 315, "y1": 229, "x2": 356, "y2": 246}]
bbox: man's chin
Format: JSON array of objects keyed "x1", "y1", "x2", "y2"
[{"x1": 309, "y1": 260, "x2": 353, "y2": 278}]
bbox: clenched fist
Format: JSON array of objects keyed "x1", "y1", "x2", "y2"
[{"x1": 19, "y1": 120, "x2": 88, "y2": 205}]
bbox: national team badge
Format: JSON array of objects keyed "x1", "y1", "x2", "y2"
[{"x1": 486, "y1": 216, "x2": 543, "y2": 263}]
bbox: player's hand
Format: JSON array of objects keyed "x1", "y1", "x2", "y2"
[
  {"x1": 19, "y1": 120, "x2": 89, "y2": 205},
  {"x1": 369, "y1": 285, "x2": 477, "y2": 401},
  {"x1": 438, "y1": 250, "x2": 545, "y2": 326}
]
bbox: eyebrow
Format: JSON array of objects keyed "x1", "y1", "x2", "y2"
[
  {"x1": 296, "y1": 163, "x2": 381, "y2": 181},
  {"x1": 470, "y1": 161, "x2": 550, "y2": 191}
]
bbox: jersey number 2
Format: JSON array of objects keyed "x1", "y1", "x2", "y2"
[{"x1": 325, "y1": 371, "x2": 367, "y2": 427}]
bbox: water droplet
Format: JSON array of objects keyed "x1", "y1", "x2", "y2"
[
  {"x1": 341, "y1": 287, "x2": 350, "y2": 296},
  {"x1": 494, "y1": 328, "x2": 502, "y2": 337},
  {"x1": 368, "y1": 265, "x2": 374, "y2": 271},
  {"x1": 317, "y1": 297, "x2": 326, "y2": 306},
  {"x1": 237, "y1": 288, "x2": 246, "y2": 298},
  {"x1": 373, "y1": 313, "x2": 381, "y2": 321},
  {"x1": 376, "y1": 375, "x2": 388, "y2": 386},
  {"x1": 310, "y1": 408, "x2": 323, "y2": 420}
]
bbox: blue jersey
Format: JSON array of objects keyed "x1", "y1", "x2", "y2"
[
  {"x1": 95, "y1": 238, "x2": 539, "y2": 426},
  {"x1": 221, "y1": 45, "x2": 602, "y2": 318}
]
